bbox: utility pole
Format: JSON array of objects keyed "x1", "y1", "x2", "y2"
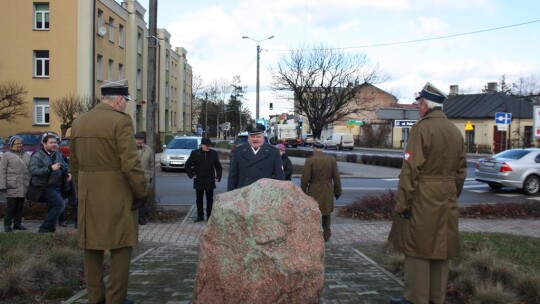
[
  {"x1": 205, "y1": 92, "x2": 208, "y2": 138},
  {"x1": 146, "y1": 0, "x2": 157, "y2": 209}
]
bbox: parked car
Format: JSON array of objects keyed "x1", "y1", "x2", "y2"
[
  {"x1": 323, "y1": 133, "x2": 354, "y2": 150},
  {"x1": 160, "y1": 136, "x2": 202, "y2": 171},
  {"x1": 475, "y1": 148, "x2": 540, "y2": 195},
  {"x1": 301, "y1": 134, "x2": 315, "y2": 146},
  {"x1": 58, "y1": 137, "x2": 70, "y2": 160},
  {"x1": 1, "y1": 131, "x2": 60, "y2": 154}
]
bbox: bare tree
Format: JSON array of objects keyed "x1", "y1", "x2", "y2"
[
  {"x1": 191, "y1": 74, "x2": 205, "y2": 128},
  {"x1": 516, "y1": 75, "x2": 540, "y2": 96},
  {"x1": 51, "y1": 94, "x2": 92, "y2": 138},
  {"x1": 271, "y1": 45, "x2": 387, "y2": 139},
  {"x1": 0, "y1": 81, "x2": 29, "y2": 122}
]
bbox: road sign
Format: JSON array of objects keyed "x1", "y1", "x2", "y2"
[
  {"x1": 394, "y1": 120, "x2": 417, "y2": 128},
  {"x1": 495, "y1": 112, "x2": 512, "y2": 124},
  {"x1": 347, "y1": 119, "x2": 364, "y2": 126},
  {"x1": 497, "y1": 124, "x2": 508, "y2": 132},
  {"x1": 256, "y1": 119, "x2": 267, "y2": 128},
  {"x1": 465, "y1": 121, "x2": 474, "y2": 131},
  {"x1": 535, "y1": 106, "x2": 540, "y2": 138}
]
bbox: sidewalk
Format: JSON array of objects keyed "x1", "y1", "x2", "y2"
[{"x1": 52, "y1": 205, "x2": 540, "y2": 304}]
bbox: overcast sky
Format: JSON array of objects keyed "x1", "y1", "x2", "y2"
[{"x1": 129, "y1": 0, "x2": 540, "y2": 119}]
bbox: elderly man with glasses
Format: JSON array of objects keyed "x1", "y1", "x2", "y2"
[{"x1": 70, "y1": 80, "x2": 147, "y2": 304}]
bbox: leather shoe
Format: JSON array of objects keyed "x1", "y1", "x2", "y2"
[
  {"x1": 4, "y1": 226, "x2": 12, "y2": 233},
  {"x1": 13, "y1": 225, "x2": 26, "y2": 230},
  {"x1": 389, "y1": 297, "x2": 413, "y2": 304},
  {"x1": 58, "y1": 222, "x2": 68, "y2": 227},
  {"x1": 194, "y1": 217, "x2": 204, "y2": 222}
]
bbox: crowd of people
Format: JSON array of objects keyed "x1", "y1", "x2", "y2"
[{"x1": 0, "y1": 81, "x2": 466, "y2": 304}]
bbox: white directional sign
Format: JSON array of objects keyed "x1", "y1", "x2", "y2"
[
  {"x1": 394, "y1": 120, "x2": 417, "y2": 128},
  {"x1": 495, "y1": 112, "x2": 512, "y2": 124}
]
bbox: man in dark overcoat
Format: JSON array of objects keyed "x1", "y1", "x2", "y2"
[
  {"x1": 70, "y1": 80, "x2": 147, "y2": 304},
  {"x1": 185, "y1": 137, "x2": 222, "y2": 221},
  {"x1": 388, "y1": 82, "x2": 467, "y2": 304},
  {"x1": 301, "y1": 139, "x2": 342, "y2": 242},
  {"x1": 227, "y1": 123, "x2": 284, "y2": 191}
]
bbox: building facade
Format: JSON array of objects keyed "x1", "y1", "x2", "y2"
[{"x1": 0, "y1": 0, "x2": 193, "y2": 142}]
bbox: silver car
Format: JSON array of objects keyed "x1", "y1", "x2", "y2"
[
  {"x1": 475, "y1": 148, "x2": 540, "y2": 195},
  {"x1": 160, "y1": 136, "x2": 202, "y2": 171}
]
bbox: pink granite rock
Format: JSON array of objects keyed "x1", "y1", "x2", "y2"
[{"x1": 194, "y1": 178, "x2": 325, "y2": 304}]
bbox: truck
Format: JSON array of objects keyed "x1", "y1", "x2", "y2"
[{"x1": 274, "y1": 124, "x2": 300, "y2": 148}]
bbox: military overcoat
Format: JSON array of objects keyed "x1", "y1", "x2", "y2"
[
  {"x1": 227, "y1": 143, "x2": 284, "y2": 191},
  {"x1": 388, "y1": 109, "x2": 467, "y2": 260},
  {"x1": 70, "y1": 102, "x2": 147, "y2": 250},
  {"x1": 301, "y1": 150, "x2": 342, "y2": 215}
]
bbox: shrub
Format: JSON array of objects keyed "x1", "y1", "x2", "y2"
[
  {"x1": 3, "y1": 246, "x2": 30, "y2": 268},
  {"x1": 30, "y1": 258, "x2": 63, "y2": 289},
  {"x1": 473, "y1": 282, "x2": 519, "y2": 304},
  {"x1": 0, "y1": 263, "x2": 33, "y2": 297},
  {"x1": 459, "y1": 202, "x2": 540, "y2": 219},
  {"x1": 47, "y1": 247, "x2": 83, "y2": 277},
  {"x1": 338, "y1": 189, "x2": 395, "y2": 220},
  {"x1": 514, "y1": 272, "x2": 540, "y2": 304},
  {"x1": 45, "y1": 285, "x2": 73, "y2": 300}
]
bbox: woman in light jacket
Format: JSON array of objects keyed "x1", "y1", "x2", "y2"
[{"x1": 0, "y1": 136, "x2": 31, "y2": 232}]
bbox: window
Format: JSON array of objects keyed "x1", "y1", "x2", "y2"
[
  {"x1": 34, "y1": 3, "x2": 49, "y2": 30},
  {"x1": 137, "y1": 33, "x2": 142, "y2": 54},
  {"x1": 97, "y1": 10, "x2": 104, "y2": 35},
  {"x1": 118, "y1": 63, "x2": 124, "y2": 79},
  {"x1": 108, "y1": 17, "x2": 114, "y2": 42},
  {"x1": 137, "y1": 69, "x2": 142, "y2": 89},
  {"x1": 108, "y1": 59, "x2": 114, "y2": 80},
  {"x1": 119, "y1": 24, "x2": 124, "y2": 48},
  {"x1": 34, "y1": 50, "x2": 49, "y2": 77},
  {"x1": 34, "y1": 98, "x2": 50, "y2": 125},
  {"x1": 96, "y1": 55, "x2": 103, "y2": 81}
]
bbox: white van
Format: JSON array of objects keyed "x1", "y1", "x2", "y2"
[{"x1": 323, "y1": 133, "x2": 354, "y2": 150}]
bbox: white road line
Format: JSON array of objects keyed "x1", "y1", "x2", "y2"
[
  {"x1": 468, "y1": 190, "x2": 490, "y2": 193},
  {"x1": 527, "y1": 197, "x2": 540, "y2": 201},
  {"x1": 342, "y1": 187, "x2": 397, "y2": 191},
  {"x1": 496, "y1": 193, "x2": 525, "y2": 197},
  {"x1": 462, "y1": 184, "x2": 488, "y2": 189}
]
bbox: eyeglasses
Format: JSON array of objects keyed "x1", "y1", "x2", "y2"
[{"x1": 122, "y1": 95, "x2": 131, "y2": 102}]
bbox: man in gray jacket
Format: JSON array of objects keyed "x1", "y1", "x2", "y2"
[
  {"x1": 29, "y1": 133, "x2": 71, "y2": 233},
  {"x1": 0, "y1": 136, "x2": 31, "y2": 232}
]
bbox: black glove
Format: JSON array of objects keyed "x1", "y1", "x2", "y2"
[
  {"x1": 399, "y1": 210, "x2": 412, "y2": 219},
  {"x1": 132, "y1": 197, "x2": 147, "y2": 210},
  {"x1": 335, "y1": 194, "x2": 340, "y2": 200}
]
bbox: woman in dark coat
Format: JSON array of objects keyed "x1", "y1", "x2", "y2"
[
  {"x1": 276, "y1": 144, "x2": 293, "y2": 181},
  {"x1": 185, "y1": 138, "x2": 223, "y2": 222}
]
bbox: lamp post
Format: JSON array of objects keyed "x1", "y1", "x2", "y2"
[{"x1": 242, "y1": 35, "x2": 275, "y2": 120}]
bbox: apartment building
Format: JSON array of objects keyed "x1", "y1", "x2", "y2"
[{"x1": 0, "y1": 0, "x2": 192, "y2": 141}]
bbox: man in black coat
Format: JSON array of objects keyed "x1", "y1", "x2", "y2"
[
  {"x1": 185, "y1": 137, "x2": 223, "y2": 222},
  {"x1": 227, "y1": 123, "x2": 285, "y2": 191}
]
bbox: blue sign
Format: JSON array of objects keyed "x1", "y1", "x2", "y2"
[
  {"x1": 394, "y1": 120, "x2": 417, "y2": 128},
  {"x1": 495, "y1": 112, "x2": 512, "y2": 124}
]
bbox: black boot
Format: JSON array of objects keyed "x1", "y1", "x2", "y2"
[
  {"x1": 13, "y1": 224, "x2": 26, "y2": 230},
  {"x1": 4, "y1": 226, "x2": 13, "y2": 233},
  {"x1": 194, "y1": 217, "x2": 204, "y2": 222}
]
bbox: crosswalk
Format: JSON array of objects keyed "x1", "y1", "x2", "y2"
[{"x1": 380, "y1": 177, "x2": 540, "y2": 200}]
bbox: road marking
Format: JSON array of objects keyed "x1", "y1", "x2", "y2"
[
  {"x1": 342, "y1": 187, "x2": 397, "y2": 191},
  {"x1": 382, "y1": 178, "x2": 399, "y2": 181},
  {"x1": 527, "y1": 197, "x2": 540, "y2": 201},
  {"x1": 468, "y1": 190, "x2": 490, "y2": 193},
  {"x1": 463, "y1": 184, "x2": 488, "y2": 189},
  {"x1": 496, "y1": 193, "x2": 524, "y2": 197}
]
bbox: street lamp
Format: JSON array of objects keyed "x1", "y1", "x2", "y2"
[{"x1": 242, "y1": 35, "x2": 275, "y2": 120}]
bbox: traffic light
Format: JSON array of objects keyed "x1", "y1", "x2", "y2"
[
  {"x1": 297, "y1": 121, "x2": 302, "y2": 130},
  {"x1": 269, "y1": 102, "x2": 273, "y2": 110}
]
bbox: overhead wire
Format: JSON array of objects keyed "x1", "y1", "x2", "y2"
[{"x1": 266, "y1": 19, "x2": 540, "y2": 52}]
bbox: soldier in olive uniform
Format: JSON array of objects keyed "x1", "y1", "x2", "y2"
[
  {"x1": 388, "y1": 83, "x2": 467, "y2": 304},
  {"x1": 70, "y1": 80, "x2": 147, "y2": 304},
  {"x1": 301, "y1": 139, "x2": 342, "y2": 242},
  {"x1": 135, "y1": 133, "x2": 154, "y2": 225}
]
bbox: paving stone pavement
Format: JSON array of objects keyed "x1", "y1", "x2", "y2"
[{"x1": 59, "y1": 206, "x2": 540, "y2": 304}]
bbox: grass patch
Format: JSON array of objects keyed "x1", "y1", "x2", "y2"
[{"x1": 371, "y1": 232, "x2": 540, "y2": 303}]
